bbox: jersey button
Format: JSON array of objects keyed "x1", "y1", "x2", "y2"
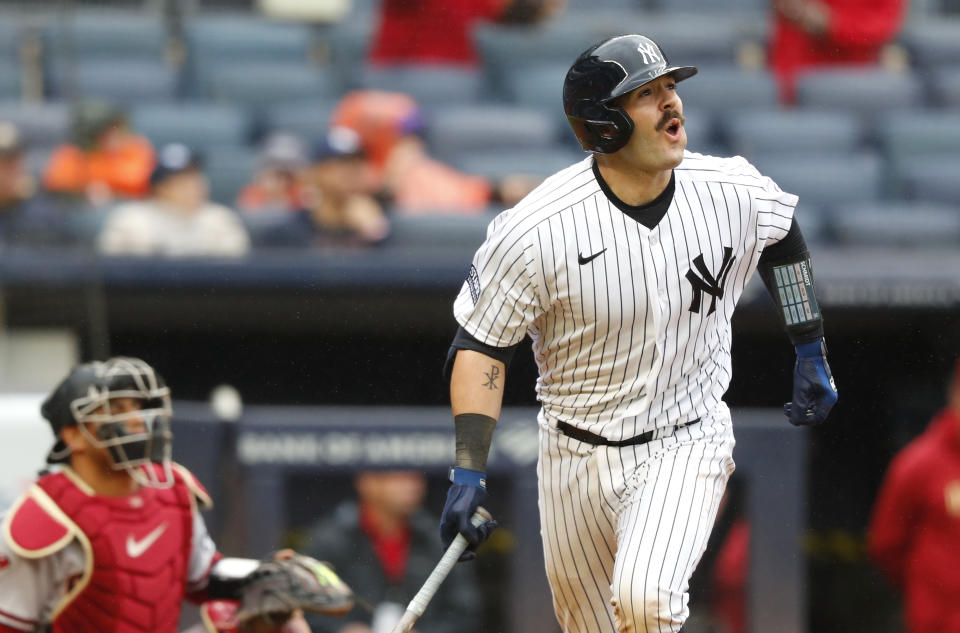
[{"x1": 650, "y1": 234, "x2": 659, "y2": 245}]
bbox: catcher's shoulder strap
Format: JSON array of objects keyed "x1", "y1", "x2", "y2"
[
  {"x1": 200, "y1": 600, "x2": 240, "y2": 633},
  {"x1": 2, "y1": 484, "x2": 80, "y2": 558},
  {"x1": 171, "y1": 463, "x2": 213, "y2": 510}
]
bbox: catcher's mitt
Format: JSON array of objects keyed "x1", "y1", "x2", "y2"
[{"x1": 236, "y1": 553, "x2": 354, "y2": 631}]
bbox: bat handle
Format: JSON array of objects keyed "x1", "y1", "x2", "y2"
[{"x1": 390, "y1": 507, "x2": 492, "y2": 633}]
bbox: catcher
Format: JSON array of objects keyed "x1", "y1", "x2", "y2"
[{"x1": 0, "y1": 357, "x2": 353, "y2": 633}]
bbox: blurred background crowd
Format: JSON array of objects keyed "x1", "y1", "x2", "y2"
[{"x1": 0, "y1": 0, "x2": 959, "y2": 632}]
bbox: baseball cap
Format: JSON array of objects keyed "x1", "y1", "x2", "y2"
[
  {"x1": 260, "y1": 132, "x2": 308, "y2": 171},
  {"x1": 150, "y1": 143, "x2": 203, "y2": 186},
  {"x1": 311, "y1": 126, "x2": 364, "y2": 163},
  {"x1": 0, "y1": 121, "x2": 24, "y2": 157}
]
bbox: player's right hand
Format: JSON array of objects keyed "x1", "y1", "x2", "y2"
[{"x1": 440, "y1": 468, "x2": 498, "y2": 562}]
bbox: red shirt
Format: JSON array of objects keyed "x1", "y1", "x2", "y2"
[
  {"x1": 869, "y1": 408, "x2": 960, "y2": 633},
  {"x1": 769, "y1": 0, "x2": 905, "y2": 103},
  {"x1": 370, "y1": 0, "x2": 507, "y2": 66},
  {"x1": 359, "y1": 504, "x2": 411, "y2": 584}
]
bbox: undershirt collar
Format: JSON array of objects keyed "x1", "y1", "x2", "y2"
[{"x1": 592, "y1": 158, "x2": 675, "y2": 230}]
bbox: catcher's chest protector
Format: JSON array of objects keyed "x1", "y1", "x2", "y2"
[{"x1": 37, "y1": 472, "x2": 195, "y2": 633}]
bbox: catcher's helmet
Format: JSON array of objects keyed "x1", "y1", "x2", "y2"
[
  {"x1": 42, "y1": 357, "x2": 174, "y2": 488},
  {"x1": 563, "y1": 34, "x2": 698, "y2": 154}
]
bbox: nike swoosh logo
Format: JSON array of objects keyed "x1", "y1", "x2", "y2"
[
  {"x1": 578, "y1": 248, "x2": 607, "y2": 265},
  {"x1": 126, "y1": 522, "x2": 168, "y2": 559}
]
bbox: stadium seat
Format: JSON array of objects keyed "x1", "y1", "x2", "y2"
[
  {"x1": 0, "y1": 101, "x2": 70, "y2": 149},
  {"x1": 44, "y1": 12, "x2": 168, "y2": 63},
  {"x1": 426, "y1": 105, "x2": 559, "y2": 163},
  {"x1": 673, "y1": 68, "x2": 778, "y2": 113},
  {"x1": 614, "y1": 15, "x2": 746, "y2": 68},
  {"x1": 900, "y1": 19, "x2": 960, "y2": 69},
  {"x1": 831, "y1": 201, "x2": 960, "y2": 246},
  {"x1": 0, "y1": 16, "x2": 22, "y2": 63},
  {"x1": 207, "y1": 63, "x2": 341, "y2": 109},
  {"x1": 793, "y1": 204, "x2": 828, "y2": 244},
  {"x1": 678, "y1": 108, "x2": 717, "y2": 155},
  {"x1": 894, "y1": 156, "x2": 960, "y2": 205},
  {"x1": 648, "y1": 0, "x2": 769, "y2": 14},
  {"x1": 323, "y1": 21, "x2": 375, "y2": 91},
  {"x1": 384, "y1": 212, "x2": 496, "y2": 252},
  {"x1": 0, "y1": 61, "x2": 20, "y2": 99},
  {"x1": 748, "y1": 151, "x2": 884, "y2": 209},
  {"x1": 205, "y1": 146, "x2": 259, "y2": 207},
  {"x1": 794, "y1": 68, "x2": 924, "y2": 118},
  {"x1": 131, "y1": 103, "x2": 253, "y2": 150},
  {"x1": 50, "y1": 60, "x2": 178, "y2": 105},
  {"x1": 931, "y1": 67, "x2": 960, "y2": 107},
  {"x1": 500, "y1": 62, "x2": 570, "y2": 128},
  {"x1": 185, "y1": 16, "x2": 314, "y2": 63},
  {"x1": 724, "y1": 109, "x2": 863, "y2": 158},
  {"x1": 357, "y1": 65, "x2": 484, "y2": 109},
  {"x1": 450, "y1": 146, "x2": 586, "y2": 181},
  {"x1": 262, "y1": 99, "x2": 340, "y2": 145},
  {"x1": 879, "y1": 110, "x2": 960, "y2": 161}
]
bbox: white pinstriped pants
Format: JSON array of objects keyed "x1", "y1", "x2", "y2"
[{"x1": 537, "y1": 404, "x2": 736, "y2": 633}]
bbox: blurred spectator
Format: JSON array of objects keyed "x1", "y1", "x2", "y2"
[
  {"x1": 237, "y1": 132, "x2": 310, "y2": 215},
  {"x1": 98, "y1": 143, "x2": 249, "y2": 257},
  {"x1": 868, "y1": 357, "x2": 960, "y2": 633},
  {"x1": 304, "y1": 470, "x2": 481, "y2": 633},
  {"x1": 371, "y1": 0, "x2": 566, "y2": 66},
  {"x1": 770, "y1": 0, "x2": 907, "y2": 103},
  {"x1": 43, "y1": 101, "x2": 155, "y2": 207},
  {"x1": 331, "y1": 91, "x2": 536, "y2": 214},
  {"x1": 0, "y1": 121, "x2": 73, "y2": 249}
]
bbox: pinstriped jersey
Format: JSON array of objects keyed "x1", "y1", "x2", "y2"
[{"x1": 453, "y1": 151, "x2": 797, "y2": 441}]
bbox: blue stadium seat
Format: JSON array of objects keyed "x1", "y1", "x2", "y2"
[
  {"x1": 749, "y1": 151, "x2": 884, "y2": 209},
  {"x1": 648, "y1": 0, "x2": 769, "y2": 14},
  {"x1": 0, "y1": 61, "x2": 20, "y2": 99},
  {"x1": 131, "y1": 103, "x2": 253, "y2": 150},
  {"x1": 207, "y1": 63, "x2": 341, "y2": 109},
  {"x1": 323, "y1": 21, "x2": 375, "y2": 91},
  {"x1": 678, "y1": 108, "x2": 718, "y2": 155},
  {"x1": 205, "y1": 146, "x2": 259, "y2": 207},
  {"x1": 831, "y1": 201, "x2": 960, "y2": 246},
  {"x1": 0, "y1": 100, "x2": 70, "y2": 149},
  {"x1": 901, "y1": 19, "x2": 960, "y2": 69},
  {"x1": 619, "y1": 15, "x2": 746, "y2": 68},
  {"x1": 426, "y1": 105, "x2": 560, "y2": 163},
  {"x1": 357, "y1": 65, "x2": 484, "y2": 109},
  {"x1": 44, "y1": 12, "x2": 168, "y2": 63},
  {"x1": 450, "y1": 146, "x2": 586, "y2": 181},
  {"x1": 793, "y1": 204, "x2": 828, "y2": 244},
  {"x1": 894, "y1": 156, "x2": 960, "y2": 205},
  {"x1": 185, "y1": 16, "x2": 314, "y2": 63},
  {"x1": 0, "y1": 16, "x2": 23, "y2": 63},
  {"x1": 724, "y1": 109, "x2": 863, "y2": 158},
  {"x1": 50, "y1": 60, "x2": 178, "y2": 105},
  {"x1": 794, "y1": 68, "x2": 924, "y2": 118},
  {"x1": 879, "y1": 110, "x2": 960, "y2": 160},
  {"x1": 500, "y1": 62, "x2": 570, "y2": 128},
  {"x1": 384, "y1": 212, "x2": 496, "y2": 252},
  {"x1": 931, "y1": 67, "x2": 960, "y2": 107},
  {"x1": 674, "y1": 68, "x2": 778, "y2": 113},
  {"x1": 262, "y1": 99, "x2": 340, "y2": 145}
]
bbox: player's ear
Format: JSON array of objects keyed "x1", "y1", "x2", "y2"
[{"x1": 60, "y1": 425, "x2": 86, "y2": 454}]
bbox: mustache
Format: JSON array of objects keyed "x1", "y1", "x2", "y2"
[{"x1": 656, "y1": 110, "x2": 685, "y2": 131}]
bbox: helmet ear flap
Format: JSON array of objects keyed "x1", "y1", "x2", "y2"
[{"x1": 568, "y1": 103, "x2": 634, "y2": 154}]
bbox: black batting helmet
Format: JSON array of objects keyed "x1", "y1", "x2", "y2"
[{"x1": 563, "y1": 34, "x2": 698, "y2": 154}]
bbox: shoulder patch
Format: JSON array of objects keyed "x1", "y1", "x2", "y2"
[
  {"x1": 2, "y1": 486, "x2": 78, "y2": 558},
  {"x1": 172, "y1": 463, "x2": 213, "y2": 510},
  {"x1": 467, "y1": 265, "x2": 481, "y2": 305}
]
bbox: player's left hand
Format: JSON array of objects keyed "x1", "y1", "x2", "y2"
[{"x1": 784, "y1": 338, "x2": 838, "y2": 426}]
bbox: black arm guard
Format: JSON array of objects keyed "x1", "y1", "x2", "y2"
[{"x1": 757, "y1": 219, "x2": 825, "y2": 346}]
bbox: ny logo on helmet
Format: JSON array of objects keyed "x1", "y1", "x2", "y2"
[{"x1": 636, "y1": 41, "x2": 662, "y2": 65}]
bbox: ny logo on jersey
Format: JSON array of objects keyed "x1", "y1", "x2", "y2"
[
  {"x1": 636, "y1": 41, "x2": 663, "y2": 65},
  {"x1": 685, "y1": 247, "x2": 736, "y2": 315}
]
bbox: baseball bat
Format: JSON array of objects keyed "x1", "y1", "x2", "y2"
[{"x1": 389, "y1": 507, "x2": 492, "y2": 633}]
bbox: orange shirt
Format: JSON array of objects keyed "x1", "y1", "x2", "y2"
[{"x1": 43, "y1": 135, "x2": 155, "y2": 198}]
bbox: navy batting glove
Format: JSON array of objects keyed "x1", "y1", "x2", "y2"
[
  {"x1": 784, "y1": 338, "x2": 838, "y2": 426},
  {"x1": 440, "y1": 468, "x2": 499, "y2": 562}
]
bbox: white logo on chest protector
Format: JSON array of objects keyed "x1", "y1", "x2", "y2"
[{"x1": 126, "y1": 522, "x2": 168, "y2": 558}]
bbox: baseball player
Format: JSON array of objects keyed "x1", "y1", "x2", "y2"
[
  {"x1": 439, "y1": 34, "x2": 838, "y2": 633},
  {"x1": 0, "y1": 357, "x2": 352, "y2": 633}
]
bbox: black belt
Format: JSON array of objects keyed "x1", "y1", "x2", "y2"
[{"x1": 556, "y1": 419, "x2": 700, "y2": 447}]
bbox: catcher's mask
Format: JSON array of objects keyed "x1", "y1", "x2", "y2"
[{"x1": 42, "y1": 357, "x2": 174, "y2": 488}]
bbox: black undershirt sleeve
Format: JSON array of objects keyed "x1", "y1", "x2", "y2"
[
  {"x1": 757, "y1": 219, "x2": 825, "y2": 346},
  {"x1": 443, "y1": 326, "x2": 520, "y2": 381}
]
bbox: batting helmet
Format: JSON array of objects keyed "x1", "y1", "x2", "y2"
[{"x1": 563, "y1": 34, "x2": 698, "y2": 154}]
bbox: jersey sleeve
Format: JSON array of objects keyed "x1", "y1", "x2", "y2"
[
  {"x1": 738, "y1": 158, "x2": 799, "y2": 247},
  {"x1": 0, "y1": 515, "x2": 84, "y2": 631},
  {"x1": 186, "y1": 506, "x2": 219, "y2": 591},
  {"x1": 453, "y1": 214, "x2": 544, "y2": 348}
]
